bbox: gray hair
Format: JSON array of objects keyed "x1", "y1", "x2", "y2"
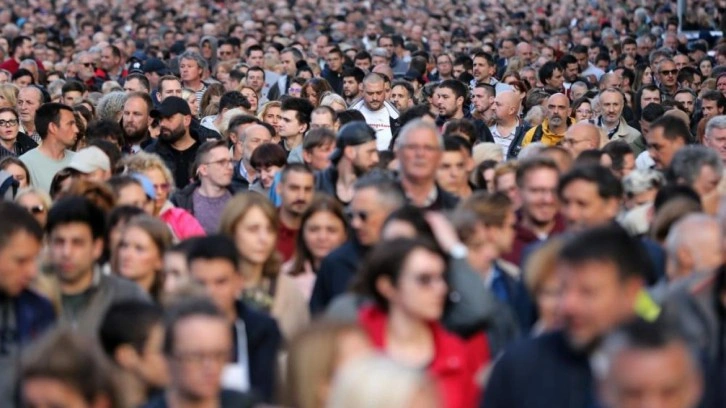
[
  {"x1": 670, "y1": 145, "x2": 724, "y2": 187},
  {"x1": 353, "y1": 169, "x2": 405, "y2": 210},
  {"x1": 705, "y1": 115, "x2": 726, "y2": 139},
  {"x1": 394, "y1": 119, "x2": 443, "y2": 150},
  {"x1": 623, "y1": 169, "x2": 665, "y2": 195},
  {"x1": 96, "y1": 91, "x2": 128, "y2": 121},
  {"x1": 179, "y1": 50, "x2": 208, "y2": 71},
  {"x1": 47, "y1": 79, "x2": 66, "y2": 99},
  {"x1": 665, "y1": 213, "x2": 720, "y2": 258},
  {"x1": 371, "y1": 47, "x2": 390, "y2": 59}
]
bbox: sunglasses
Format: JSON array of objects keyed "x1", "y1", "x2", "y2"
[
  {"x1": 25, "y1": 205, "x2": 45, "y2": 214},
  {"x1": 660, "y1": 69, "x2": 678, "y2": 76},
  {"x1": 153, "y1": 183, "x2": 170, "y2": 191},
  {"x1": 346, "y1": 209, "x2": 369, "y2": 222}
]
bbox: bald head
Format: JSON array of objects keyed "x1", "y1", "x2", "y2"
[
  {"x1": 665, "y1": 213, "x2": 723, "y2": 280},
  {"x1": 494, "y1": 90, "x2": 521, "y2": 122},
  {"x1": 564, "y1": 122, "x2": 601, "y2": 157},
  {"x1": 546, "y1": 93, "x2": 571, "y2": 129},
  {"x1": 370, "y1": 66, "x2": 393, "y2": 82},
  {"x1": 241, "y1": 124, "x2": 273, "y2": 162}
]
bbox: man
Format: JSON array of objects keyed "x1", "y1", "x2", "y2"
[
  {"x1": 267, "y1": 47, "x2": 304, "y2": 101},
  {"x1": 596, "y1": 319, "x2": 703, "y2": 408},
  {"x1": 342, "y1": 67, "x2": 365, "y2": 105},
  {"x1": 229, "y1": 121, "x2": 270, "y2": 189},
  {"x1": 60, "y1": 80, "x2": 87, "y2": 105},
  {"x1": 437, "y1": 136, "x2": 473, "y2": 199},
  {"x1": 434, "y1": 79, "x2": 467, "y2": 125},
  {"x1": 278, "y1": 97, "x2": 314, "y2": 159},
  {"x1": 497, "y1": 38, "x2": 516, "y2": 75},
  {"x1": 674, "y1": 88, "x2": 696, "y2": 117},
  {"x1": 472, "y1": 51, "x2": 508, "y2": 93},
  {"x1": 484, "y1": 225, "x2": 647, "y2": 408},
  {"x1": 179, "y1": 51, "x2": 208, "y2": 104},
  {"x1": 515, "y1": 42, "x2": 534, "y2": 66},
  {"x1": 322, "y1": 47, "x2": 345, "y2": 95},
  {"x1": 518, "y1": 93, "x2": 574, "y2": 148},
  {"x1": 246, "y1": 66, "x2": 268, "y2": 106},
  {"x1": 354, "y1": 50, "x2": 372, "y2": 72},
  {"x1": 502, "y1": 157, "x2": 565, "y2": 265},
  {"x1": 705, "y1": 116, "x2": 726, "y2": 164},
  {"x1": 122, "y1": 91, "x2": 154, "y2": 153},
  {"x1": 377, "y1": 35, "x2": 408, "y2": 77},
  {"x1": 644, "y1": 115, "x2": 690, "y2": 170},
  {"x1": 200, "y1": 91, "x2": 251, "y2": 136},
  {"x1": 315, "y1": 122, "x2": 380, "y2": 204},
  {"x1": 156, "y1": 75, "x2": 184, "y2": 102},
  {"x1": 664, "y1": 214, "x2": 723, "y2": 282},
  {"x1": 560, "y1": 55, "x2": 580, "y2": 91},
  {"x1": 598, "y1": 72, "x2": 623, "y2": 91},
  {"x1": 310, "y1": 174, "x2": 405, "y2": 313},
  {"x1": 17, "y1": 86, "x2": 43, "y2": 143},
  {"x1": 394, "y1": 120, "x2": 459, "y2": 210},
  {"x1": 433, "y1": 53, "x2": 454, "y2": 81},
  {"x1": 597, "y1": 88, "x2": 642, "y2": 148},
  {"x1": 471, "y1": 83, "x2": 496, "y2": 129},
  {"x1": 657, "y1": 58, "x2": 679, "y2": 100},
  {"x1": 670, "y1": 145, "x2": 723, "y2": 201},
  {"x1": 558, "y1": 164, "x2": 623, "y2": 231},
  {"x1": 701, "y1": 91, "x2": 726, "y2": 122},
  {"x1": 46, "y1": 197, "x2": 147, "y2": 335},
  {"x1": 302, "y1": 127, "x2": 336, "y2": 171},
  {"x1": 350, "y1": 73, "x2": 400, "y2": 150},
  {"x1": 20, "y1": 103, "x2": 77, "y2": 192},
  {"x1": 123, "y1": 73, "x2": 150, "y2": 94},
  {"x1": 145, "y1": 297, "x2": 256, "y2": 408},
  {"x1": 0, "y1": 36, "x2": 36, "y2": 74},
  {"x1": 0, "y1": 202, "x2": 55, "y2": 407},
  {"x1": 452, "y1": 55, "x2": 473, "y2": 79},
  {"x1": 172, "y1": 140, "x2": 235, "y2": 234},
  {"x1": 390, "y1": 80, "x2": 414, "y2": 112},
  {"x1": 562, "y1": 122, "x2": 601, "y2": 158},
  {"x1": 100, "y1": 45, "x2": 127, "y2": 83},
  {"x1": 489, "y1": 90, "x2": 527, "y2": 159},
  {"x1": 538, "y1": 61, "x2": 564, "y2": 93},
  {"x1": 572, "y1": 44, "x2": 605, "y2": 82},
  {"x1": 187, "y1": 236, "x2": 281, "y2": 401},
  {"x1": 145, "y1": 97, "x2": 202, "y2": 189},
  {"x1": 245, "y1": 45, "x2": 278, "y2": 97},
  {"x1": 217, "y1": 40, "x2": 235, "y2": 62},
  {"x1": 67, "y1": 146, "x2": 112, "y2": 182},
  {"x1": 276, "y1": 164, "x2": 315, "y2": 261}
]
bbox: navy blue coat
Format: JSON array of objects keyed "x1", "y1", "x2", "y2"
[
  {"x1": 309, "y1": 239, "x2": 367, "y2": 315},
  {"x1": 235, "y1": 301, "x2": 281, "y2": 402}
]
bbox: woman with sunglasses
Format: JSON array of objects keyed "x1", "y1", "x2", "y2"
[
  {"x1": 15, "y1": 187, "x2": 51, "y2": 227},
  {"x1": 356, "y1": 238, "x2": 486, "y2": 408},
  {"x1": 0, "y1": 107, "x2": 36, "y2": 158}
]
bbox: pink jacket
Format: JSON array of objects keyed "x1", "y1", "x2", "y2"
[{"x1": 160, "y1": 207, "x2": 206, "y2": 240}]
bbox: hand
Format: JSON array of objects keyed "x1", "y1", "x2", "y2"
[{"x1": 424, "y1": 211, "x2": 462, "y2": 254}]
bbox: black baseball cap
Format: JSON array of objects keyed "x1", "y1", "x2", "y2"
[
  {"x1": 329, "y1": 122, "x2": 377, "y2": 163},
  {"x1": 150, "y1": 96, "x2": 191, "y2": 119},
  {"x1": 142, "y1": 58, "x2": 170, "y2": 75}
]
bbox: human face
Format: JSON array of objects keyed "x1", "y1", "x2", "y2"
[
  {"x1": 53, "y1": 109, "x2": 79, "y2": 148},
  {"x1": 519, "y1": 167, "x2": 559, "y2": 226},
  {"x1": 452, "y1": 64, "x2": 466, "y2": 79},
  {"x1": 574, "y1": 52, "x2": 589, "y2": 70},
  {"x1": 349, "y1": 187, "x2": 392, "y2": 246},
  {"x1": 163, "y1": 251, "x2": 189, "y2": 294},
  {"x1": 499, "y1": 40, "x2": 515, "y2": 58},
  {"x1": 495, "y1": 172, "x2": 521, "y2": 209},
  {"x1": 705, "y1": 127, "x2": 726, "y2": 163},
  {"x1": 492, "y1": 93, "x2": 514, "y2": 122},
  {"x1": 355, "y1": 57, "x2": 372, "y2": 72},
  {"x1": 117, "y1": 184, "x2": 153, "y2": 214},
  {"x1": 234, "y1": 206, "x2": 277, "y2": 265},
  {"x1": 700, "y1": 59, "x2": 712, "y2": 78},
  {"x1": 247, "y1": 50, "x2": 264, "y2": 67},
  {"x1": 691, "y1": 164, "x2": 721, "y2": 197},
  {"x1": 674, "y1": 92, "x2": 695, "y2": 115},
  {"x1": 436, "y1": 55, "x2": 452, "y2": 77},
  {"x1": 434, "y1": 87, "x2": 460, "y2": 118},
  {"x1": 190, "y1": 258, "x2": 243, "y2": 318},
  {"x1": 718, "y1": 76, "x2": 726, "y2": 96},
  {"x1": 658, "y1": 61, "x2": 678, "y2": 88},
  {"x1": 61, "y1": 90, "x2": 83, "y2": 106},
  {"x1": 48, "y1": 223, "x2": 102, "y2": 290},
  {"x1": 100, "y1": 47, "x2": 120, "y2": 71},
  {"x1": 546, "y1": 68, "x2": 564, "y2": 90},
  {"x1": 117, "y1": 226, "x2": 162, "y2": 289},
  {"x1": 240, "y1": 126, "x2": 272, "y2": 163},
  {"x1": 396, "y1": 127, "x2": 442, "y2": 181},
  {"x1": 304, "y1": 142, "x2": 334, "y2": 170},
  {"x1": 159, "y1": 113, "x2": 188, "y2": 145},
  {"x1": 0, "y1": 230, "x2": 40, "y2": 296},
  {"x1": 574, "y1": 102, "x2": 593, "y2": 122},
  {"x1": 200, "y1": 146, "x2": 234, "y2": 188},
  {"x1": 390, "y1": 85, "x2": 412, "y2": 112},
  {"x1": 262, "y1": 106, "x2": 282, "y2": 134},
  {"x1": 326, "y1": 52, "x2": 343, "y2": 72},
  {"x1": 342, "y1": 76, "x2": 360, "y2": 99},
  {"x1": 179, "y1": 58, "x2": 202, "y2": 83},
  {"x1": 702, "y1": 100, "x2": 720, "y2": 119},
  {"x1": 601, "y1": 91, "x2": 624, "y2": 125},
  {"x1": 436, "y1": 150, "x2": 467, "y2": 194},
  {"x1": 144, "y1": 168, "x2": 171, "y2": 209},
  {"x1": 310, "y1": 111, "x2": 335, "y2": 130},
  {"x1": 279, "y1": 109, "x2": 306, "y2": 139},
  {"x1": 645, "y1": 126, "x2": 685, "y2": 169},
  {"x1": 279, "y1": 171, "x2": 314, "y2": 217},
  {"x1": 303, "y1": 211, "x2": 347, "y2": 263},
  {"x1": 472, "y1": 56, "x2": 491, "y2": 82},
  {"x1": 280, "y1": 51, "x2": 297, "y2": 77},
  {"x1": 17, "y1": 87, "x2": 41, "y2": 124},
  {"x1": 560, "y1": 179, "x2": 619, "y2": 231},
  {"x1": 640, "y1": 89, "x2": 660, "y2": 109},
  {"x1": 558, "y1": 260, "x2": 640, "y2": 350},
  {"x1": 674, "y1": 54, "x2": 690, "y2": 71},
  {"x1": 158, "y1": 79, "x2": 183, "y2": 101},
  {"x1": 246, "y1": 70, "x2": 264, "y2": 93},
  {"x1": 288, "y1": 83, "x2": 302, "y2": 98},
  {"x1": 23, "y1": 378, "x2": 95, "y2": 408},
  {"x1": 0, "y1": 110, "x2": 19, "y2": 142},
  {"x1": 123, "y1": 78, "x2": 144, "y2": 93},
  {"x1": 218, "y1": 45, "x2": 234, "y2": 61},
  {"x1": 123, "y1": 97, "x2": 151, "y2": 141},
  {"x1": 546, "y1": 95, "x2": 570, "y2": 129},
  {"x1": 240, "y1": 88, "x2": 258, "y2": 112},
  {"x1": 350, "y1": 140, "x2": 380, "y2": 174},
  {"x1": 259, "y1": 165, "x2": 281, "y2": 189},
  {"x1": 13, "y1": 74, "x2": 32, "y2": 88},
  {"x1": 168, "y1": 316, "x2": 231, "y2": 400},
  {"x1": 471, "y1": 87, "x2": 493, "y2": 114},
  {"x1": 387, "y1": 248, "x2": 447, "y2": 321},
  {"x1": 603, "y1": 343, "x2": 703, "y2": 408},
  {"x1": 363, "y1": 81, "x2": 385, "y2": 111}
]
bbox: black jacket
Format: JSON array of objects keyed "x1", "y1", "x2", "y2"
[
  {"x1": 505, "y1": 123, "x2": 533, "y2": 160},
  {"x1": 235, "y1": 300, "x2": 281, "y2": 402},
  {"x1": 144, "y1": 125, "x2": 209, "y2": 189},
  {"x1": 0, "y1": 131, "x2": 37, "y2": 159},
  {"x1": 322, "y1": 66, "x2": 344, "y2": 95},
  {"x1": 142, "y1": 390, "x2": 257, "y2": 408},
  {"x1": 231, "y1": 161, "x2": 251, "y2": 192},
  {"x1": 398, "y1": 182, "x2": 459, "y2": 211},
  {"x1": 191, "y1": 117, "x2": 222, "y2": 140},
  {"x1": 310, "y1": 239, "x2": 368, "y2": 315}
]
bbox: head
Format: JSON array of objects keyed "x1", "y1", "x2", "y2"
[
  {"x1": 249, "y1": 143, "x2": 287, "y2": 189},
  {"x1": 558, "y1": 164, "x2": 623, "y2": 231},
  {"x1": 186, "y1": 235, "x2": 243, "y2": 319},
  {"x1": 362, "y1": 73, "x2": 386, "y2": 111},
  {"x1": 178, "y1": 51, "x2": 207, "y2": 84},
  {"x1": 195, "y1": 140, "x2": 234, "y2": 189},
  {"x1": 563, "y1": 122, "x2": 602, "y2": 157},
  {"x1": 279, "y1": 97, "x2": 314, "y2": 140},
  {"x1": 17, "y1": 86, "x2": 43, "y2": 125},
  {"x1": 349, "y1": 174, "x2": 406, "y2": 246},
  {"x1": 0, "y1": 201, "x2": 43, "y2": 296},
  {"x1": 118, "y1": 152, "x2": 175, "y2": 212},
  {"x1": 151, "y1": 97, "x2": 193, "y2": 145},
  {"x1": 394, "y1": 120, "x2": 443, "y2": 183},
  {"x1": 290, "y1": 195, "x2": 348, "y2": 276},
  {"x1": 493, "y1": 90, "x2": 520, "y2": 123},
  {"x1": 277, "y1": 163, "x2": 315, "y2": 219},
  {"x1": 436, "y1": 136, "x2": 472, "y2": 196},
  {"x1": 471, "y1": 83, "x2": 495, "y2": 114},
  {"x1": 665, "y1": 213, "x2": 723, "y2": 281},
  {"x1": 457, "y1": 192, "x2": 517, "y2": 268},
  {"x1": 705, "y1": 116, "x2": 726, "y2": 164},
  {"x1": 545, "y1": 93, "x2": 571, "y2": 129},
  {"x1": 645, "y1": 115, "x2": 690, "y2": 169},
  {"x1": 219, "y1": 193, "x2": 279, "y2": 268},
  {"x1": 472, "y1": 51, "x2": 495, "y2": 83},
  {"x1": 516, "y1": 157, "x2": 560, "y2": 227},
  {"x1": 433, "y1": 79, "x2": 466, "y2": 119},
  {"x1": 599, "y1": 88, "x2": 625, "y2": 126},
  {"x1": 157, "y1": 75, "x2": 183, "y2": 101},
  {"x1": 669, "y1": 145, "x2": 723, "y2": 198},
  {"x1": 390, "y1": 80, "x2": 414, "y2": 112},
  {"x1": 302, "y1": 127, "x2": 336, "y2": 171},
  {"x1": 122, "y1": 92, "x2": 153, "y2": 145},
  {"x1": 539, "y1": 61, "x2": 564, "y2": 90}
]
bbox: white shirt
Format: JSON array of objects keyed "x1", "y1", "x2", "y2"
[
  {"x1": 636, "y1": 151, "x2": 655, "y2": 170},
  {"x1": 351, "y1": 100, "x2": 399, "y2": 150}
]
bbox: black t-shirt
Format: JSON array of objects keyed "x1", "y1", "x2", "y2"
[{"x1": 170, "y1": 142, "x2": 199, "y2": 189}]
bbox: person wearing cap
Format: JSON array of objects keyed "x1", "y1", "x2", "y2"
[
  {"x1": 142, "y1": 58, "x2": 170, "y2": 106},
  {"x1": 66, "y1": 146, "x2": 111, "y2": 182},
  {"x1": 123, "y1": 73, "x2": 151, "y2": 94},
  {"x1": 314, "y1": 121, "x2": 380, "y2": 204},
  {"x1": 144, "y1": 96, "x2": 202, "y2": 189}
]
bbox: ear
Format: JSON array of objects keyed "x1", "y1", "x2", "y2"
[
  {"x1": 604, "y1": 197, "x2": 620, "y2": 220},
  {"x1": 677, "y1": 246, "x2": 694, "y2": 272},
  {"x1": 156, "y1": 91, "x2": 162, "y2": 102},
  {"x1": 344, "y1": 145, "x2": 356, "y2": 161},
  {"x1": 183, "y1": 114, "x2": 192, "y2": 128},
  {"x1": 113, "y1": 344, "x2": 139, "y2": 370},
  {"x1": 302, "y1": 149, "x2": 312, "y2": 165},
  {"x1": 92, "y1": 238, "x2": 104, "y2": 262},
  {"x1": 456, "y1": 96, "x2": 464, "y2": 108},
  {"x1": 375, "y1": 276, "x2": 396, "y2": 303}
]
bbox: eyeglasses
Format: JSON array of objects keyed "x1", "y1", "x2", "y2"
[
  {"x1": 0, "y1": 119, "x2": 18, "y2": 127},
  {"x1": 82, "y1": 62, "x2": 94, "y2": 68},
  {"x1": 660, "y1": 69, "x2": 678, "y2": 76},
  {"x1": 24, "y1": 205, "x2": 45, "y2": 214},
  {"x1": 219, "y1": 51, "x2": 233, "y2": 56},
  {"x1": 410, "y1": 272, "x2": 447, "y2": 287},
  {"x1": 153, "y1": 183, "x2": 170, "y2": 191},
  {"x1": 347, "y1": 209, "x2": 369, "y2": 222},
  {"x1": 205, "y1": 159, "x2": 235, "y2": 167},
  {"x1": 173, "y1": 350, "x2": 230, "y2": 365}
]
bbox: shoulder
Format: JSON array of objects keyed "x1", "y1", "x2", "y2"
[
  {"x1": 19, "y1": 147, "x2": 39, "y2": 161},
  {"x1": 100, "y1": 274, "x2": 151, "y2": 301}
]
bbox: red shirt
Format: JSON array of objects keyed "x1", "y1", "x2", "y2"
[
  {"x1": 0, "y1": 58, "x2": 46, "y2": 74},
  {"x1": 358, "y1": 306, "x2": 488, "y2": 408},
  {"x1": 276, "y1": 219, "x2": 298, "y2": 262}
]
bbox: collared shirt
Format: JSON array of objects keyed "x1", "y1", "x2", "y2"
[
  {"x1": 406, "y1": 185, "x2": 438, "y2": 208},
  {"x1": 490, "y1": 119, "x2": 520, "y2": 156},
  {"x1": 598, "y1": 116, "x2": 621, "y2": 139}
]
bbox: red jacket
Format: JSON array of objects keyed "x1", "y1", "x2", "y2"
[{"x1": 358, "y1": 306, "x2": 488, "y2": 408}]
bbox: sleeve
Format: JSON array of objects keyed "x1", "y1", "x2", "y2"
[
  {"x1": 309, "y1": 259, "x2": 332, "y2": 315},
  {"x1": 164, "y1": 208, "x2": 206, "y2": 239},
  {"x1": 481, "y1": 353, "x2": 516, "y2": 408}
]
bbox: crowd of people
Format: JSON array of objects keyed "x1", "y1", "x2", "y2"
[{"x1": 1, "y1": 0, "x2": 726, "y2": 407}]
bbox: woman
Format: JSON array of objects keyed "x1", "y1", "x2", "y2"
[
  {"x1": 288, "y1": 77, "x2": 306, "y2": 98},
  {"x1": 700, "y1": 57, "x2": 713, "y2": 79},
  {"x1": 302, "y1": 78, "x2": 333, "y2": 107},
  {"x1": 285, "y1": 195, "x2": 348, "y2": 300},
  {"x1": 0, "y1": 156, "x2": 31, "y2": 188},
  {"x1": 0, "y1": 107, "x2": 37, "y2": 157},
  {"x1": 356, "y1": 238, "x2": 486, "y2": 408},
  {"x1": 249, "y1": 143, "x2": 287, "y2": 196},
  {"x1": 239, "y1": 85, "x2": 259, "y2": 114},
  {"x1": 182, "y1": 89, "x2": 200, "y2": 118},
  {"x1": 523, "y1": 238, "x2": 564, "y2": 335},
  {"x1": 15, "y1": 187, "x2": 51, "y2": 227},
  {"x1": 219, "y1": 192, "x2": 310, "y2": 339},
  {"x1": 319, "y1": 92, "x2": 347, "y2": 112},
  {"x1": 200, "y1": 83, "x2": 225, "y2": 118},
  {"x1": 258, "y1": 101, "x2": 282, "y2": 138},
  {"x1": 119, "y1": 152, "x2": 205, "y2": 239},
  {"x1": 0, "y1": 83, "x2": 19, "y2": 108},
  {"x1": 115, "y1": 215, "x2": 173, "y2": 302},
  {"x1": 571, "y1": 97, "x2": 593, "y2": 122},
  {"x1": 632, "y1": 63, "x2": 653, "y2": 92}
]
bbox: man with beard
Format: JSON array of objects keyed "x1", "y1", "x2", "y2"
[
  {"x1": 350, "y1": 73, "x2": 400, "y2": 150},
  {"x1": 597, "y1": 88, "x2": 641, "y2": 149},
  {"x1": 518, "y1": 93, "x2": 574, "y2": 148},
  {"x1": 433, "y1": 79, "x2": 468, "y2": 127},
  {"x1": 121, "y1": 92, "x2": 153, "y2": 153},
  {"x1": 315, "y1": 121, "x2": 380, "y2": 205},
  {"x1": 342, "y1": 67, "x2": 365, "y2": 105},
  {"x1": 144, "y1": 97, "x2": 202, "y2": 189},
  {"x1": 484, "y1": 225, "x2": 647, "y2": 408},
  {"x1": 276, "y1": 164, "x2": 315, "y2": 261},
  {"x1": 0, "y1": 36, "x2": 42, "y2": 74}
]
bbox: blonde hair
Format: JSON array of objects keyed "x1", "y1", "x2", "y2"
[
  {"x1": 15, "y1": 186, "x2": 51, "y2": 209},
  {"x1": 258, "y1": 100, "x2": 281, "y2": 120},
  {"x1": 123, "y1": 215, "x2": 174, "y2": 300},
  {"x1": 0, "y1": 83, "x2": 19, "y2": 107},
  {"x1": 118, "y1": 151, "x2": 176, "y2": 193},
  {"x1": 320, "y1": 91, "x2": 347, "y2": 110},
  {"x1": 524, "y1": 237, "x2": 564, "y2": 296}
]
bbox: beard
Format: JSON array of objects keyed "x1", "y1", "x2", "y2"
[
  {"x1": 159, "y1": 123, "x2": 186, "y2": 144},
  {"x1": 123, "y1": 125, "x2": 147, "y2": 145},
  {"x1": 352, "y1": 162, "x2": 371, "y2": 177}
]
